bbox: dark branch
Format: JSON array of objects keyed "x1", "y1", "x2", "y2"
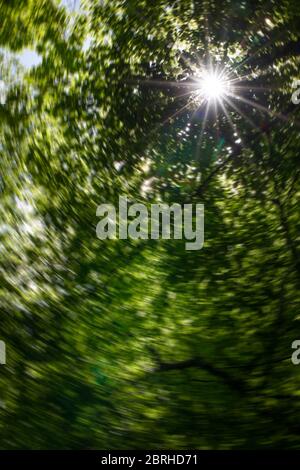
[{"x1": 148, "y1": 347, "x2": 247, "y2": 394}]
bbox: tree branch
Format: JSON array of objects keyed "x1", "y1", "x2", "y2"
[{"x1": 148, "y1": 347, "x2": 247, "y2": 394}]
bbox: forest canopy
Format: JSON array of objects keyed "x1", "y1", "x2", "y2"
[{"x1": 0, "y1": 0, "x2": 300, "y2": 449}]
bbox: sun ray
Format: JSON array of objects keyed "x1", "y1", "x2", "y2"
[
  {"x1": 223, "y1": 95, "x2": 261, "y2": 132},
  {"x1": 127, "y1": 52, "x2": 296, "y2": 152},
  {"x1": 228, "y1": 93, "x2": 297, "y2": 126},
  {"x1": 217, "y1": 97, "x2": 241, "y2": 141},
  {"x1": 127, "y1": 78, "x2": 197, "y2": 90},
  {"x1": 213, "y1": 94, "x2": 220, "y2": 144},
  {"x1": 233, "y1": 84, "x2": 279, "y2": 92},
  {"x1": 161, "y1": 99, "x2": 194, "y2": 127},
  {"x1": 230, "y1": 34, "x2": 276, "y2": 75},
  {"x1": 195, "y1": 102, "x2": 209, "y2": 163}
]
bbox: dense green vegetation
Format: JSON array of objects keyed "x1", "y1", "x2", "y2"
[{"x1": 0, "y1": 0, "x2": 300, "y2": 449}]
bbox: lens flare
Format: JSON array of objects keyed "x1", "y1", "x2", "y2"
[{"x1": 196, "y1": 70, "x2": 230, "y2": 101}]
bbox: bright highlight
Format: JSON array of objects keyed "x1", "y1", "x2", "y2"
[{"x1": 197, "y1": 70, "x2": 230, "y2": 101}]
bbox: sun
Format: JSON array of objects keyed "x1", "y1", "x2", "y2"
[
  {"x1": 196, "y1": 69, "x2": 231, "y2": 102},
  {"x1": 133, "y1": 57, "x2": 284, "y2": 149}
]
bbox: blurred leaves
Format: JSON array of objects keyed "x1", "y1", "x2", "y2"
[{"x1": 0, "y1": 0, "x2": 300, "y2": 450}]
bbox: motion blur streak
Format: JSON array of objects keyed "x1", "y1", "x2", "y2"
[{"x1": 0, "y1": 0, "x2": 299, "y2": 450}]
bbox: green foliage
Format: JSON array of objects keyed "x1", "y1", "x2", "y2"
[{"x1": 0, "y1": 0, "x2": 300, "y2": 449}]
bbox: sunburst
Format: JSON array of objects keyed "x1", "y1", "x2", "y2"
[
  {"x1": 193, "y1": 68, "x2": 233, "y2": 102},
  {"x1": 128, "y1": 52, "x2": 295, "y2": 159}
]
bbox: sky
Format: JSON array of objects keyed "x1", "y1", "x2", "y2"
[
  {"x1": 61, "y1": 0, "x2": 80, "y2": 12},
  {"x1": 18, "y1": 49, "x2": 42, "y2": 69}
]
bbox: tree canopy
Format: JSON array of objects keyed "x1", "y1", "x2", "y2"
[{"x1": 0, "y1": 0, "x2": 300, "y2": 449}]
